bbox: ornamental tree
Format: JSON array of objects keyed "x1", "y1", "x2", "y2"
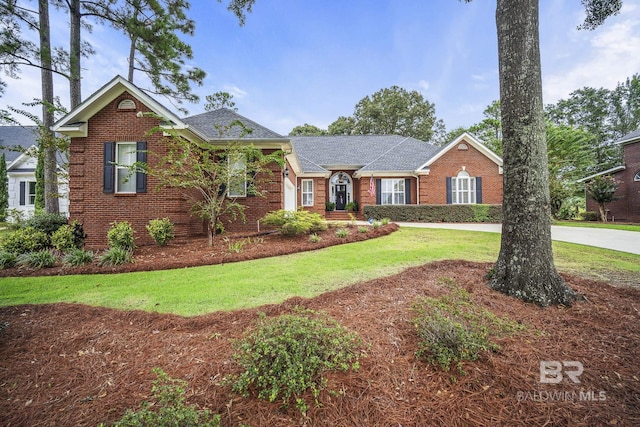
[
  {"x1": 148, "y1": 121, "x2": 283, "y2": 245},
  {"x1": 586, "y1": 175, "x2": 620, "y2": 222}
]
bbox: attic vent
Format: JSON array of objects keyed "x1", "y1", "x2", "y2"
[
  {"x1": 458, "y1": 143, "x2": 469, "y2": 150},
  {"x1": 118, "y1": 99, "x2": 136, "y2": 110},
  {"x1": 635, "y1": 171, "x2": 640, "y2": 182}
]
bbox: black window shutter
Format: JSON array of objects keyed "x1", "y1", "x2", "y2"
[
  {"x1": 404, "y1": 178, "x2": 411, "y2": 204},
  {"x1": 375, "y1": 179, "x2": 381, "y2": 205},
  {"x1": 103, "y1": 142, "x2": 115, "y2": 193},
  {"x1": 446, "y1": 177, "x2": 452, "y2": 204},
  {"x1": 476, "y1": 177, "x2": 482, "y2": 204},
  {"x1": 19, "y1": 181, "x2": 26, "y2": 205},
  {"x1": 136, "y1": 141, "x2": 147, "y2": 193}
]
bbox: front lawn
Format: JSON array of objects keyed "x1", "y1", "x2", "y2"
[{"x1": 1, "y1": 227, "x2": 638, "y2": 316}]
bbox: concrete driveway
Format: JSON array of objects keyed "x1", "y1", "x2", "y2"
[{"x1": 395, "y1": 222, "x2": 640, "y2": 255}]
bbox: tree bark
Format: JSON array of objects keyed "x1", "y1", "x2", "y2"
[
  {"x1": 39, "y1": 0, "x2": 60, "y2": 214},
  {"x1": 69, "y1": 0, "x2": 81, "y2": 108},
  {"x1": 490, "y1": 0, "x2": 578, "y2": 306}
]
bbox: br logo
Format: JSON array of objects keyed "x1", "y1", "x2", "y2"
[{"x1": 540, "y1": 361, "x2": 583, "y2": 384}]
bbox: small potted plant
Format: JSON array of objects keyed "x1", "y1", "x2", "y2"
[
  {"x1": 325, "y1": 202, "x2": 336, "y2": 211},
  {"x1": 345, "y1": 201, "x2": 359, "y2": 212}
]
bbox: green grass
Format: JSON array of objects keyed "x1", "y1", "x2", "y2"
[
  {"x1": 1, "y1": 228, "x2": 638, "y2": 316},
  {"x1": 553, "y1": 220, "x2": 640, "y2": 232}
]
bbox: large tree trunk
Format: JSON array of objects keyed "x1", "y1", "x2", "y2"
[
  {"x1": 39, "y1": 0, "x2": 60, "y2": 214},
  {"x1": 489, "y1": 0, "x2": 578, "y2": 306},
  {"x1": 69, "y1": 0, "x2": 81, "y2": 108}
]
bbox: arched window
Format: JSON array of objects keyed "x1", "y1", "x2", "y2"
[
  {"x1": 118, "y1": 99, "x2": 136, "y2": 110},
  {"x1": 451, "y1": 170, "x2": 476, "y2": 204}
]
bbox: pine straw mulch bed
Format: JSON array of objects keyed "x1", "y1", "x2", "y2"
[
  {"x1": 0, "y1": 222, "x2": 398, "y2": 277},
  {"x1": 1, "y1": 230, "x2": 640, "y2": 426}
]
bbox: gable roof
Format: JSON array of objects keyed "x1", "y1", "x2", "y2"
[
  {"x1": 290, "y1": 132, "x2": 502, "y2": 177},
  {"x1": 0, "y1": 126, "x2": 39, "y2": 163},
  {"x1": 183, "y1": 109, "x2": 285, "y2": 140},
  {"x1": 419, "y1": 132, "x2": 502, "y2": 170},
  {"x1": 290, "y1": 135, "x2": 442, "y2": 177},
  {"x1": 53, "y1": 75, "x2": 191, "y2": 138},
  {"x1": 54, "y1": 76, "x2": 289, "y2": 149}
]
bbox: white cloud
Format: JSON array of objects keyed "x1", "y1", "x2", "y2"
[
  {"x1": 543, "y1": 4, "x2": 640, "y2": 104},
  {"x1": 222, "y1": 85, "x2": 248, "y2": 99},
  {"x1": 417, "y1": 80, "x2": 430, "y2": 91}
]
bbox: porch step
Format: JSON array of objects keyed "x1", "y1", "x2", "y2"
[{"x1": 325, "y1": 211, "x2": 360, "y2": 221}]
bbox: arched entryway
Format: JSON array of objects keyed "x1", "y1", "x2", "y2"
[{"x1": 330, "y1": 171, "x2": 353, "y2": 210}]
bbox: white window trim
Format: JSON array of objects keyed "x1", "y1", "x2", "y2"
[
  {"x1": 115, "y1": 142, "x2": 137, "y2": 194},
  {"x1": 22, "y1": 180, "x2": 36, "y2": 205},
  {"x1": 301, "y1": 179, "x2": 314, "y2": 206},
  {"x1": 452, "y1": 171, "x2": 476, "y2": 204},
  {"x1": 381, "y1": 178, "x2": 405, "y2": 205},
  {"x1": 228, "y1": 154, "x2": 247, "y2": 198}
]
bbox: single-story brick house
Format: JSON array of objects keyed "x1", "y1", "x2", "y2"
[
  {"x1": 578, "y1": 130, "x2": 640, "y2": 223},
  {"x1": 53, "y1": 75, "x2": 503, "y2": 247},
  {"x1": 287, "y1": 133, "x2": 503, "y2": 218},
  {"x1": 0, "y1": 126, "x2": 69, "y2": 218}
]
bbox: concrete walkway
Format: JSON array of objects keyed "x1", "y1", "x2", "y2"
[{"x1": 395, "y1": 222, "x2": 640, "y2": 255}]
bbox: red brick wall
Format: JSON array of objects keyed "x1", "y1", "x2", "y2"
[
  {"x1": 297, "y1": 176, "x2": 327, "y2": 216},
  {"x1": 585, "y1": 142, "x2": 640, "y2": 223},
  {"x1": 68, "y1": 93, "x2": 284, "y2": 248},
  {"x1": 419, "y1": 142, "x2": 503, "y2": 204}
]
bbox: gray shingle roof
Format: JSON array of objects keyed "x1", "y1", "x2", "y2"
[
  {"x1": 290, "y1": 135, "x2": 441, "y2": 174},
  {"x1": 0, "y1": 126, "x2": 39, "y2": 162},
  {"x1": 616, "y1": 129, "x2": 640, "y2": 145},
  {"x1": 183, "y1": 108, "x2": 285, "y2": 140}
]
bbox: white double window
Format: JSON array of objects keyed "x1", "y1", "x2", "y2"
[{"x1": 381, "y1": 178, "x2": 405, "y2": 205}]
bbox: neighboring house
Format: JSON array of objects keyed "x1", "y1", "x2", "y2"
[
  {"x1": 286, "y1": 133, "x2": 503, "y2": 216},
  {"x1": 53, "y1": 75, "x2": 503, "y2": 248},
  {"x1": 0, "y1": 126, "x2": 69, "y2": 218},
  {"x1": 578, "y1": 130, "x2": 640, "y2": 223}
]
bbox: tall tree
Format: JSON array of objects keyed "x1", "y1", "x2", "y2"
[
  {"x1": 468, "y1": 100, "x2": 502, "y2": 155},
  {"x1": 349, "y1": 86, "x2": 443, "y2": 141},
  {"x1": 328, "y1": 116, "x2": 356, "y2": 135},
  {"x1": 38, "y1": 0, "x2": 60, "y2": 214},
  {"x1": 485, "y1": 0, "x2": 620, "y2": 306},
  {"x1": 289, "y1": 123, "x2": 327, "y2": 136},
  {"x1": 0, "y1": 152, "x2": 8, "y2": 221},
  {"x1": 609, "y1": 73, "x2": 640, "y2": 140},
  {"x1": 205, "y1": 91, "x2": 237, "y2": 111}
]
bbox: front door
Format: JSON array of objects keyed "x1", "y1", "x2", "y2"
[{"x1": 335, "y1": 184, "x2": 347, "y2": 210}]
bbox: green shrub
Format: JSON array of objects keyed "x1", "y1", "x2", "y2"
[
  {"x1": 229, "y1": 309, "x2": 362, "y2": 414},
  {"x1": 63, "y1": 248, "x2": 94, "y2": 267},
  {"x1": 51, "y1": 225, "x2": 76, "y2": 252},
  {"x1": 104, "y1": 368, "x2": 220, "y2": 427},
  {"x1": 412, "y1": 280, "x2": 522, "y2": 374},
  {"x1": 381, "y1": 217, "x2": 390, "y2": 225},
  {"x1": 260, "y1": 210, "x2": 328, "y2": 236},
  {"x1": 0, "y1": 251, "x2": 17, "y2": 269},
  {"x1": 107, "y1": 221, "x2": 135, "y2": 251},
  {"x1": 0, "y1": 227, "x2": 49, "y2": 255},
  {"x1": 372, "y1": 221, "x2": 380, "y2": 230},
  {"x1": 325, "y1": 202, "x2": 335, "y2": 211},
  {"x1": 146, "y1": 218, "x2": 175, "y2": 246},
  {"x1": 335, "y1": 228, "x2": 348, "y2": 238},
  {"x1": 70, "y1": 220, "x2": 87, "y2": 248},
  {"x1": 309, "y1": 233, "x2": 321, "y2": 243},
  {"x1": 17, "y1": 250, "x2": 58, "y2": 269},
  {"x1": 363, "y1": 205, "x2": 502, "y2": 223},
  {"x1": 358, "y1": 226, "x2": 368, "y2": 234},
  {"x1": 99, "y1": 247, "x2": 133, "y2": 266},
  {"x1": 224, "y1": 237, "x2": 247, "y2": 253},
  {"x1": 580, "y1": 211, "x2": 599, "y2": 221},
  {"x1": 25, "y1": 212, "x2": 68, "y2": 236}
]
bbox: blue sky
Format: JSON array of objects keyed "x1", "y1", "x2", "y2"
[{"x1": 3, "y1": 1, "x2": 640, "y2": 138}]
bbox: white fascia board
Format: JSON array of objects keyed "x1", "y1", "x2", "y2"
[
  {"x1": 53, "y1": 75, "x2": 187, "y2": 136},
  {"x1": 576, "y1": 166, "x2": 626, "y2": 183},
  {"x1": 417, "y1": 132, "x2": 503, "y2": 170},
  {"x1": 7, "y1": 145, "x2": 37, "y2": 170}
]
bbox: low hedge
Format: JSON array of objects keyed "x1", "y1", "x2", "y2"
[{"x1": 363, "y1": 204, "x2": 502, "y2": 223}]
